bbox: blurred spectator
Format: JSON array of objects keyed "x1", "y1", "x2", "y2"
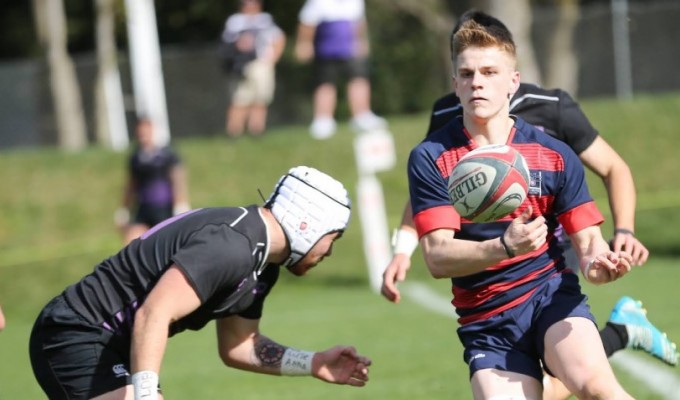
[
  {"x1": 115, "y1": 117, "x2": 190, "y2": 244},
  {"x1": 220, "y1": 0, "x2": 286, "y2": 138},
  {"x1": 0, "y1": 304, "x2": 5, "y2": 331},
  {"x1": 295, "y1": 0, "x2": 386, "y2": 140}
]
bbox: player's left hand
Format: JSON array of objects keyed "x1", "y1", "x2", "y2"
[
  {"x1": 584, "y1": 251, "x2": 633, "y2": 285},
  {"x1": 610, "y1": 230, "x2": 649, "y2": 266},
  {"x1": 313, "y1": 346, "x2": 371, "y2": 387}
]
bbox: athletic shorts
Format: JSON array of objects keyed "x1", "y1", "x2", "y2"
[
  {"x1": 457, "y1": 272, "x2": 595, "y2": 381},
  {"x1": 133, "y1": 203, "x2": 173, "y2": 228},
  {"x1": 314, "y1": 58, "x2": 369, "y2": 86},
  {"x1": 29, "y1": 295, "x2": 132, "y2": 400},
  {"x1": 231, "y1": 59, "x2": 276, "y2": 106}
]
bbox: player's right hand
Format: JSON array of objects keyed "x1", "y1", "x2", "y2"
[
  {"x1": 380, "y1": 253, "x2": 411, "y2": 303},
  {"x1": 503, "y1": 206, "x2": 548, "y2": 257}
]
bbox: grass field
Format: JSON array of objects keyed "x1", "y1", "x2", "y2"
[{"x1": 1, "y1": 93, "x2": 680, "y2": 399}]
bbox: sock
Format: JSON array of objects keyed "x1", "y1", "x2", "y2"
[{"x1": 600, "y1": 322, "x2": 629, "y2": 357}]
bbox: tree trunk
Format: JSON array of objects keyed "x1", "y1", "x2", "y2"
[
  {"x1": 544, "y1": 0, "x2": 579, "y2": 95},
  {"x1": 95, "y1": 0, "x2": 129, "y2": 151},
  {"x1": 33, "y1": 0, "x2": 87, "y2": 151},
  {"x1": 476, "y1": 0, "x2": 543, "y2": 85}
]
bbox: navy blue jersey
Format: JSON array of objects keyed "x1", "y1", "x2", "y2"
[
  {"x1": 427, "y1": 83, "x2": 599, "y2": 155},
  {"x1": 129, "y1": 146, "x2": 181, "y2": 207},
  {"x1": 64, "y1": 206, "x2": 278, "y2": 337},
  {"x1": 408, "y1": 116, "x2": 603, "y2": 324}
]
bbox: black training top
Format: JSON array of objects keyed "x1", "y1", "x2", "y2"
[
  {"x1": 63, "y1": 205, "x2": 279, "y2": 337},
  {"x1": 427, "y1": 83, "x2": 599, "y2": 155}
]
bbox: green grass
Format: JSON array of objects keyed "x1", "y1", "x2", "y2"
[{"x1": 1, "y1": 93, "x2": 679, "y2": 399}]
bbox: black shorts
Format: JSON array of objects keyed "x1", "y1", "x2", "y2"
[
  {"x1": 133, "y1": 204, "x2": 173, "y2": 227},
  {"x1": 314, "y1": 58, "x2": 370, "y2": 86},
  {"x1": 29, "y1": 295, "x2": 131, "y2": 400}
]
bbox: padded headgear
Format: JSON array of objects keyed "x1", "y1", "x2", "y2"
[{"x1": 266, "y1": 166, "x2": 351, "y2": 268}]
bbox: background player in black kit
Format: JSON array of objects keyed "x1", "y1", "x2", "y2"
[
  {"x1": 30, "y1": 166, "x2": 371, "y2": 400},
  {"x1": 115, "y1": 117, "x2": 191, "y2": 245},
  {"x1": 381, "y1": 9, "x2": 676, "y2": 400}
]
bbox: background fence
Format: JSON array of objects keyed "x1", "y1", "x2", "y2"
[{"x1": 1, "y1": 1, "x2": 679, "y2": 150}]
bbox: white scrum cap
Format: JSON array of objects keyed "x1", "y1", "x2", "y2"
[{"x1": 266, "y1": 166, "x2": 351, "y2": 267}]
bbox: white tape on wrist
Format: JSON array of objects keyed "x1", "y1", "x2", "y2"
[
  {"x1": 582, "y1": 259, "x2": 596, "y2": 283},
  {"x1": 132, "y1": 371, "x2": 159, "y2": 400},
  {"x1": 391, "y1": 228, "x2": 419, "y2": 256},
  {"x1": 280, "y1": 348, "x2": 315, "y2": 376}
]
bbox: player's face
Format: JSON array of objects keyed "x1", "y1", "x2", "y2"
[
  {"x1": 452, "y1": 46, "x2": 519, "y2": 122},
  {"x1": 136, "y1": 121, "x2": 155, "y2": 149},
  {"x1": 287, "y1": 232, "x2": 342, "y2": 276}
]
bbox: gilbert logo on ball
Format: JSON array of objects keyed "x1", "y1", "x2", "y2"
[{"x1": 448, "y1": 144, "x2": 530, "y2": 222}]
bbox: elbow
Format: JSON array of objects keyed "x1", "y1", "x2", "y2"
[
  {"x1": 423, "y1": 254, "x2": 449, "y2": 279},
  {"x1": 219, "y1": 349, "x2": 237, "y2": 368}
]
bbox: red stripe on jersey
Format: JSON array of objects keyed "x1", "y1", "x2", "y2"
[
  {"x1": 485, "y1": 241, "x2": 550, "y2": 270},
  {"x1": 453, "y1": 259, "x2": 556, "y2": 314},
  {"x1": 514, "y1": 143, "x2": 565, "y2": 172},
  {"x1": 435, "y1": 146, "x2": 473, "y2": 178},
  {"x1": 457, "y1": 288, "x2": 538, "y2": 325},
  {"x1": 414, "y1": 205, "x2": 461, "y2": 237},
  {"x1": 558, "y1": 201, "x2": 604, "y2": 234}
]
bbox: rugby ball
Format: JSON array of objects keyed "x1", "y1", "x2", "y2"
[{"x1": 447, "y1": 144, "x2": 530, "y2": 222}]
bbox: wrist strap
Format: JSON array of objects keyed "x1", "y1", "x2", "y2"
[
  {"x1": 132, "y1": 371, "x2": 159, "y2": 400},
  {"x1": 281, "y1": 348, "x2": 315, "y2": 376},
  {"x1": 614, "y1": 228, "x2": 634, "y2": 236},
  {"x1": 499, "y1": 234, "x2": 514, "y2": 258},
  {"x1": 391, "y1": 228, "x2": 419, "y2": 257}
]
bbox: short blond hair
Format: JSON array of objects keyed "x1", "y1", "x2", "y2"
[{"x1": 451, "y1": 19, "x2": 516, "y2": 66}]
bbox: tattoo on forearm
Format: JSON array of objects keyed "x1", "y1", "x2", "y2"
[{"x1": 254, "y1": 337, "x2": 285, "y2": 368}]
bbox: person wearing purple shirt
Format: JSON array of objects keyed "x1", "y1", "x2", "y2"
[
  {"x1": 115, "y1": 118, "x2": 191, "y2": 244},
  {"x1": 295, "y1": 0, "x2": 386, "y2": 139}
]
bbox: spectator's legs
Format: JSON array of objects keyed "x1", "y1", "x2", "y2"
[
  {"x1": 309, "y1": 83, "x2": 337, "y2": 139},
  {"x1": 226, "y1": 104, "x2": 248, "y2": 138},
  {"x1": 347, "y1": 77, "x2": 372, "y2": 116},
  {"x1": 348, "y1": 77, "x2": 386, "y2": 132},
  {"x1": 314, "y1": 83, "x2": 337, "y2": 118},
  {"x1": 247, "y1": 104, "x2": 268, "y2": 136}
]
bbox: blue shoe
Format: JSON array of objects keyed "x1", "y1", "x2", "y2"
[{"x1": 609, "y1": 296, "x2": 678, "y2": 366}]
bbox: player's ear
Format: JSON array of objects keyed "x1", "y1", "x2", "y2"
[{"x1": 509, "y1": 70, "x2": 520, "y2": 97}]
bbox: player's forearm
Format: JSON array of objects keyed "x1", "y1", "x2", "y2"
[
  {"x1": 130, "y1": 306, "x2": 170, "y2": 374},
  {"x1": 603, "y1": 160, "x2": 637, "y2": 232},
  {"x1": 421, "y1": 233, "x2": 507, "y2": 278},
  {"x1": 570, "y1": 226, "x2": 610, "y2": 269},
  {"x1": 222, "y1": 334, "x2": 314, "y2": 377}
]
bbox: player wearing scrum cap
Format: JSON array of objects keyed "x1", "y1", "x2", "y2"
[{"x1": 29, "y1": 166, "x2": 370, "y2": 400}]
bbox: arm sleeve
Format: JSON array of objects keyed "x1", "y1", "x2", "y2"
[
  {"x1": 408, "y1": 147, "x2": 460, "y2": 237},
  {"x1": 557, "y1": 90, "x2": 599, "y2": 155},
  {"x1": 172, "y1": 226, "x2": 252, "y2": 304}
]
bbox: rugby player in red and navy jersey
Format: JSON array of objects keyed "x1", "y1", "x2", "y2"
[
  {"x1": 29, "y1": 166, "x2": 371, "y2": 400},
  {"x1": 404, "y1": 13, "x2": 635, "y2": 399}
]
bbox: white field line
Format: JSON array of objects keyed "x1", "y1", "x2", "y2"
[{"x1": 401, "y1": 281, "x2": 680, "y2": 400}]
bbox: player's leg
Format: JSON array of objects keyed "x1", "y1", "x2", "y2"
[
  {"x1": 544, "y1": 317, "x2": 633, "y2": 399},
  {"x1": 470, "y1": 369, "x2": 542, "y2": 399}
]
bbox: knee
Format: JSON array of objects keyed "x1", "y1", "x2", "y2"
[{"x1": 568, "y1": 373, "x2": 624, "y2": 399}]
